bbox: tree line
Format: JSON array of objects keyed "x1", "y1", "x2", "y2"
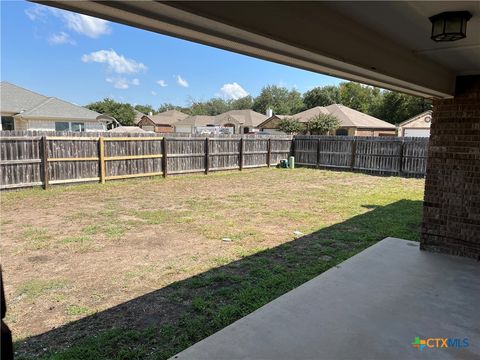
[{"x1": 86, "y1": 81, "x2": 431, "y2": 126}]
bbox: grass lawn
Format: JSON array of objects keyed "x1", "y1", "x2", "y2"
[{"x1": 0, "y1": 168, "x2": 424, "y2": 359}]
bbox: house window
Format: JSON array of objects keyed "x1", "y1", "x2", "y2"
[
  {"x1": 336, "y1": 128, "x2": 348, "y2": 136},
  {"x1": 1, "y1": 116, "x2": 14, "y2": 130},
  {"x1": 55, "y1": 122, "x2": 70, "y2": 131},
  {"x1": 55, "y1": 122, "x2": 85, "y2": 132},
  {"x1": 71, "y1": 122, "x2": 85, "y2": 132}
]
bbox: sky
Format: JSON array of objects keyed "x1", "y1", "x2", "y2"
[{"x1": 1, "y1": 1, "x2": 343, "y2": 108}]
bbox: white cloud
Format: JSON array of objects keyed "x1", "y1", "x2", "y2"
[
  {"x1": 176, "y1": 75, "x2": 189, "y2": 88},
  {"x1": 157, "y1": 80, "x2": 167, "y2": 87},
  {"x1": 82, "y1": 50, "x2": 147, "y2": 74},
  {"x1": 48, "y1": 32, "x2": 76, "y2": 45},
  {"x1": 219, "y1": 82, "x2": 249, "y2": 100},
  {"x1": 151, "y1": 91, "x2": 157, "y2": 96},
  {"x1": 105, "y1": 77, "x2": 140, "y2": 90},
  {"x1": 61, "y1": 12, "x2": 110, "y2": 38},
  {"x1": 25, "y1": 5, "x2": 46, "y2": 21},
  {"x1": 26, "y1": 5, "x2": 111, "y2": 38}
]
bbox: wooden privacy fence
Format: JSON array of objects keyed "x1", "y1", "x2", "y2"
[
  {"x1": 0, "y1": 133, "x2": 292, "y2": 190},
  {"x1": 294, "y1": 136, "x2": 428, "y2": 176}
]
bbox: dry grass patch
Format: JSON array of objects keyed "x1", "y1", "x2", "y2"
[{"x1": 0, "y1": 168, "x2": 425, "y2": 359}]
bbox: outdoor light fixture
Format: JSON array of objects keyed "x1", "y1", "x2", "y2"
[{"x1": 429, "y1": 11, "x2": 472, "y2": 42}]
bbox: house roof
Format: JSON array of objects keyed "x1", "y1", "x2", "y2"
[
  {"x1": 325, "y1": 104, "x2": 395, "y2": 129},
  {"x1": 1, "y1": 81, "x2": 48, "y2": 114},
  {"x1": 176, "y1": 115, "x2": 216, "y2": 126},
  {"x1": 258, "y1": 105, "x2": 395, "y2": 130},
  {"x1": 108, "y1": 126, "x2": 148, "y2": 133},
  {"x1": 18, "y1": 97, "x2": 102, "y2": 120},
  {"x1": 398, "y1": 110, "x2": 432, "y2": 127},
  {"x1": 177, "y1": 109, "x2": 267, "y2": 128},
  {"x1": 217, "y1": 110, "x2": 268, "y2": 127},
  {"x1": 289, "y1": 106, "x2": 331, "y2": 123},
  {"x1": 143, "y1": 109, "x2": 190, "y2": 125},
  {"x1": 1, "y1": 81, "x2": 102, "y2": 121}
]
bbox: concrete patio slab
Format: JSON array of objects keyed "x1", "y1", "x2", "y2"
[{"x1": 172, "y1": 237, "x2": 480, "y2": 360}]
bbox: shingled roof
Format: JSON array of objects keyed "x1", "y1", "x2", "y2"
[
  {"x1": 177, "y1": 109, "x2": 267, "y2": 127},
  {"x1": 1, "y1": 81, "x2": 102, "y2": 121},
  {"x1": 1, "y1": 81, "x2": 48, "y2": 114},
  {"x1": 325, "y1": 104, "x2": 395, "y2": 129},
  {"x1": 142, "y1": 109, "x2": 190, "y2": 125}
]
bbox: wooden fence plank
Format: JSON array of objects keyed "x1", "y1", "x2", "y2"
[
  {"x1": 42, "y1": 136, "x2": 49, "y2": 189},
  {"x1": 162, "y1": 137, "x2": 168, "y2": 178},
  {"x1": 99, "y1": 137, "x2": 105, "y2": 184}
]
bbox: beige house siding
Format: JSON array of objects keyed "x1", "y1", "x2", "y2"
[
  {"x1": 398, "y1": 111, "x2": 432, "y2": 137},
  {"x1": 20, "y1": 119, "x2": 106, "y2": 132}
]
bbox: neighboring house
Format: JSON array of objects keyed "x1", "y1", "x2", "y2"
[
  {"x1": 258, "y1": 104, "x2": 396, "y2": 136},
  {"x1": 137, "y1": 109, "x2": 189, "y2": 133},
  {"x1": 175, "y1": 109, "x2": 268, "y2": 134},
  {"x1": 397, "y1": 110, "x2": 432, "y2": 137},
  {"x1": 0, "y1": 81, "x2": 109, "y2": 132}
]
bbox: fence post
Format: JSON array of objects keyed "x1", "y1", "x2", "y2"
[
  {"x1": 267, "y1": 138, "x2": 271, "y2": 167},
  {"x1": 162, "y1": 137, "x2": 168, "y2": 178},
  {"x1": 99, "y1": 137, "x2": 105, "y2": 183},
  {"x1": 350, "y1": 138, "x2": 357, "y2": 170},
  {"x1": 399, "y1": 139, "x2": 404, "y2": 176},
  {"x1": 239, "y1": 137, "x2": 244, "y2": 171},
  {"x1": 42, "y1": 136, "x2": 49, "y2": 190},
  {"x1": 205, "y1": 137, "x2": 209, "y2": 175},
  {"x1": 316, "y1": 138, "x2": 321, "y2": 168}
]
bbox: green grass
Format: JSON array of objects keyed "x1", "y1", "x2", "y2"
[
  {"x1": 65, "y1": 305, "x2": 92, "y2": 316},
  {"x1": 16, "y1": 279, "x2": 69, "y2": 299},
  {"x1": 21, "y1": 227, "x2": 53, "y2": 250}
]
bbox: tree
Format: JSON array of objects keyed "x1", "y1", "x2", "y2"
[
  {"x1": 306, "y1": 114, "x2": 340, "y2": 135},
  {"x1": 277, "y1": 118, "x2": 306, "y2": 134},
  {"x1": 372, "y1": 91, "x2": 431, "y2": 124},
  {"x1": 134, "y1": 104, "x2": 156, "y2": 115},
  {"x1": 303, "y1": 86, "x2": 340, "y2": 108},
  {"x1": 188, "y1": 98, "x2": 231, "y2": 115},
  {"x1": 86, "y1": 98, "x2": 135, "y2": 125},
  {"x1": 252, "y1": 85, "x2": 305, "y2": 115},
  {"x1": 230, "y1": 95, "x2": 254, "y2": 110},
  {"x1": 157, "y1": 103, "x2": 185, "y2": 113},
  {"x1": 338, "y1": 82, "x2": 382, "y2": 114}
]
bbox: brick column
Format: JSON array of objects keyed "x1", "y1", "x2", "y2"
[{"x1": 421, "y1": 75, "x2": 480, "y2": 259}]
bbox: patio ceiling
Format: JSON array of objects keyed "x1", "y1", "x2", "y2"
[{"x1": 37, "y1": 1, "x2": 480, "y2": 98}]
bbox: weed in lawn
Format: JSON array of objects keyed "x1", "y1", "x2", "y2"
[
  {"x1": 59, "y1": 235, "x2": 91, "y2": 244},
  {"x1": 21, "y1": 227, "x2": 53, "y2": 250},
  {"x1": 16, "y1": 279, "x2": 68, "y2": 299},
  {"x1": 65, "y1": 305, "x2": 92, "y2": 316},
  {"x1": 135, "y1": 209, "x2": 170, "y2": 225}
]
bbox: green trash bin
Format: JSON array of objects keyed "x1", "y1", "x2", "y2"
[{"x1": 288, "y1": 156, "x2": 295, "y2": 169}]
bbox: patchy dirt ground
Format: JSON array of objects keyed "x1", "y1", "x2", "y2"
[{"x1": 0, "y1": 168, "x2": 424, "y2": 358}]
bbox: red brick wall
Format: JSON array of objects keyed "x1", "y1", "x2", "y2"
[
  {"x1": 421, "y1": 75, "x2": 480, "y2": 259},
  {"x1": 155, "y1": 126, "x2": 173, "y2": 133}
]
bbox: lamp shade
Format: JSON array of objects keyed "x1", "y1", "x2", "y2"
[{"x1": 429, "y1": 11, "x2": 472, "y2": 42}]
